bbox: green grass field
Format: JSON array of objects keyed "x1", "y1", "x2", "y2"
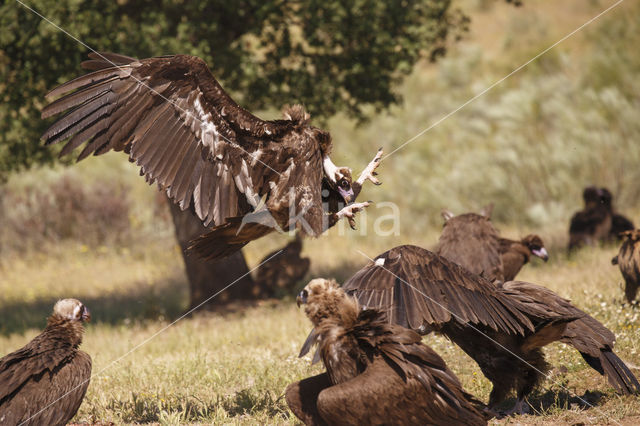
[
  {"x1": 2, "y1": 0, "x2": 640, "y2": 424},
  {"x1": 1, "y1": 235, "x2": 639, "y2": 425}
]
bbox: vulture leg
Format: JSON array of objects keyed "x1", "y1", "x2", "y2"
[
  {"x1": 503, "y1": 398, "x2": 530, "y2": 416},
  {"x1": 352, "y1": 147, "x2": 383, "y2": 198},
  {"x1": 332, "y1": 201, "x2": 372, "y2": 230},
  {"x1": 285, "y1": 373, "x2": 331, "y2": 426}
]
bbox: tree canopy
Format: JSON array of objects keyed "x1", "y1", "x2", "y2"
[{"x1": 0, "y1": 0, "x2": 471, "y2": 180}]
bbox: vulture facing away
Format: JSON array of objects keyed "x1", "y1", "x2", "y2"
[
  {"x1": 254, "y1": 234, "x2": 310, "y2": 297},
  {"x1": 0, "y1": 299, "x2": 92, "y2": 426},
  {"x1": 498, "y1": 234, "x2": 549, "y2": 282},
  {"x1": 612, "y1": 230, "x2": 640, "y2": 303},
  {"x1": 569, "y1": 186, "x2": 634, "y2": 251},
  {"x1": 41, "y1": 52, "x2": 383, "y2": 259},
  {"x1": 286, "y1": 278, "x2": 491, "y2": 425},
  {"x1": 341, "y1": 245, "x2": 580, "y2": 414},
  {"x1": 434, "y1": 213, "x2": 640, "y2": 404}
]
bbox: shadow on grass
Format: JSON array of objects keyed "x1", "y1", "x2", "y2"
[
  {"x1": 497, "y1": 388, "x2": 605, "y2": 416},
  {"x1": 0, "y1": 276, "x2": 189, "y2": 336}
]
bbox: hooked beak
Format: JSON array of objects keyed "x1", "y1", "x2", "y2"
[
  {"x1": 532, "y1": 247, "x2": 549, "y2": 262},
  {"x1": 337, "y1": 187, "x2": 355, "y2": 203},
  {"x1": 296, "y1": 289, "x2": 308, "y2": 308},
  {"x1": 81, "y1": 306, "x2": 91, "y2": 322}
]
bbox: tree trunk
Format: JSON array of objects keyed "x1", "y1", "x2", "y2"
[{"x1": 168, "y1": 201, "x2": 257, "y2": 309}]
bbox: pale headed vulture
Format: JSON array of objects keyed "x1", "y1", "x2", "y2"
[
  {"x1": 498, "y1": 234, "x2": 549, "y2": 282},
  {"x1": 612, "y1": 230, "x2": 640, "y2": 303},
  {"x1": 0, "y1": 299, "x2": 92, "y2": 426},
  {"x1": 286, "y1": 278, "x2": 492, "y2": 425},
  {"x1": 41, "y1": 52, "x2": 383, "y2": 259}
]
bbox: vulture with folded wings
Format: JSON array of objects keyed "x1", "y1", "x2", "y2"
[
  {"x1": 42, "y1": 53, "x2": 382, "y2": 259},
  {"x1": 0, "y1": 299, "x2": 92, "y2": 426},
  {"x1": 286, "y1": 278, "x2": 492, "y2": 425},
  {"x1": 497, "y1": 234, "x2": 549, "y2": 282},
  {"x1": 612, "y1": 230, "x2": 640, "y2": 303}
]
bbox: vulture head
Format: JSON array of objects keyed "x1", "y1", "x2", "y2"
[
  {"x1": 51, "y1": 298, "x2": 91, "y2": 323},
  {"x1": 583, "y1": 186, "x2": 612, "y2": 209},
  {"x1": 282, "y1": 104, "x2": 355, "y2": 204},
  {"x1": 522, "y1": 234, "x2": 549, "y2": 261},
  {"x1": 297, "y1": 278, "x2": 359, "y2": 327}
]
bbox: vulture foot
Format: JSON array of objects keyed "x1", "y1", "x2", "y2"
[
  {"x1": 336, "y1": 201, "x2": 372, "y2": 229},
  {"x1": 501, "y1": 398, "x2": 530, "y2": 417},
  {"x1": 356, "y1": 147, "x2": 383, "y2": 187}
]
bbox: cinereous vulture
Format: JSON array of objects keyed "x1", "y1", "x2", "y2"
[
  {"x1": 41, "y1": 52, "x2": 383, "y2": 259},
  {"x1": 498, "y1": 234, "x2": 549, "y2": 282},
  {"x1": 286, "y1": 278, "x2": 492, "y2": 425},
  {"x1": 436, "y1": 213, "x2": 640, "y2": 403},
  {"x1": 612, "y1": 230, "x2": 640, "y2": 303},
  {"x1": 0, "y1": 299, "x2": 92, "y2": 426}
]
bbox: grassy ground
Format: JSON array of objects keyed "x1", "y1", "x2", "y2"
[
  {"x1": 2, "y1": 0, "x2": 640, "y2": 424},
  {"x1": 1, "y1": 235, "x2": 639, "y2": 425}
]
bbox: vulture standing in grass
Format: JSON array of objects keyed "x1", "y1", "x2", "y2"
[
  {"x1": 0, "y1": 299, "x2": 92, "y2": 426},
  {"x1": 41, "y1": 52, "x2": 383, "y2": 259},
  {"x1": 254, "y1": 234, "x2": 310, "y2": 297},
  {"x1": 286, "y1": 278, "x2": 492, "y2": 425},
  {"x1": 437, "y1": 205, "x2": 504, "y2": 281},
  {"x1": 341, "y1": 245, "x2": 582, "y2": 414},
  {"x1": 434, "y1": 214, "x2": 640, "y2": 404},
  {"x1": 612, "y1": 230, "x2": 640, "y2": 303},
  {"x1": 498, "y1": 234, "x2": 549, "y2": 281},
  {"x1": 568, "y1": 186, "x2": 634, "y2": 251}
]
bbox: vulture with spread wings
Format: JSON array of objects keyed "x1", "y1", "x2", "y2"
[
  {"x1": 340, "y1": 244, "x2": 581, "y2": 414},
  {"x1": 0, "y1": 299, "x2": 92, "y2": 426},
  {"x1": 287, "y1": 279, "x2": 492, "y2": 425},
  {"x1": 434, "y1": 212, "x2": 640, "y2": 408},
  {"x1": 42, "y1": 53, "x2": 382, "y2": 259}
]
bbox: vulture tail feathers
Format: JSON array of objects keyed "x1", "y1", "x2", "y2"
[
  {"x1": 598, "y1": 350, "x2": 640, "y2": 395},
  {"x1": 187, "y1": 217, "x2": 274, "y2": 260}
]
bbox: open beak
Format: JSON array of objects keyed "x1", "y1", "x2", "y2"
[
  {"x1": 81, "y1": 306, "x2": 91, "y2": 322},
  {"x1": 296, "y1": 289, "x2": 308, "y2": 308},
  {"x1": 532, "y1": 248, "x2": 549, "y2": 262},
  {"x1": 337, "y1": 187, "x2": 355, "y2": 203}
]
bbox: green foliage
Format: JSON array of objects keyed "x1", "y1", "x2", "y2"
[{"x1": 0, "y1": 0, "x2": 466, "y2": 180}]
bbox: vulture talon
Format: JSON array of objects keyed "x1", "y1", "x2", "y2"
[{"x1": 356, "y1": 149, "x2": 384, "y2": 187}]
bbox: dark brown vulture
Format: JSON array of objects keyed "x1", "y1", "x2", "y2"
[
  {"x1": 341, "y1": 245, "x2": 582, "y2": 414},
  {"x1": 286, "y1": 278, "x2": 492, "y2": 425},
  {"x1": 41, "y1": 52, "x2": 382, "y2": 259},
  {"x1": 568, "y1": 186, "x2": 634, "y2": 251},
  {"x1": 612, "y1": 230, "x2": 640, "y2": 303},
  {"x1": 498, "y1": 234, "x2": 549, "y2": 281},
  {"x1": 0, "y1": 299, "x2": 92, "y2": 426},
  {"x1": 436, "y1": 213, "x2": 640, "y2": 402},
  {"x1": 254, "y1": 234, "x2": 310, "y2": 297},
  {"x1": 437, "y1": 206, "x2": 504, "y2": 282}
]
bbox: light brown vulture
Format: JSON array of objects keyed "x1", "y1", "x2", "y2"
[
  {"x1": 612, "y1": 230, "x2": 640, "y2": 303},
  {"x1": 41, "y1": 52, "x2": 383, "y2": 259},
  {"x1": 437, "y1": 206, "x2": 504, "y2": 282},
  {"x1": 0, "y1": 299, "x2": 92, "y2": 426},
  {"x1": 255, "y1": 234, "x2": 310, "y2": 297},
  {"x1": 286, "y1": 278, "x2": 492, "y2": 425},
  {"x1": 498, "y1": 234, "x2": 549, "y2": 282}
]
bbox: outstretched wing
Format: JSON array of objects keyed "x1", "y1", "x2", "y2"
[
  {"x1": 42, "y1": 53, "x2": 303, "y2": 227},
  {"x1": 342, "y1": 245, "x2": 536, "y2": 335}
]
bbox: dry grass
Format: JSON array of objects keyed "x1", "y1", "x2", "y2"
[{"x1": 1, "y1": 237, "x2": 639, "y2": 425}]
